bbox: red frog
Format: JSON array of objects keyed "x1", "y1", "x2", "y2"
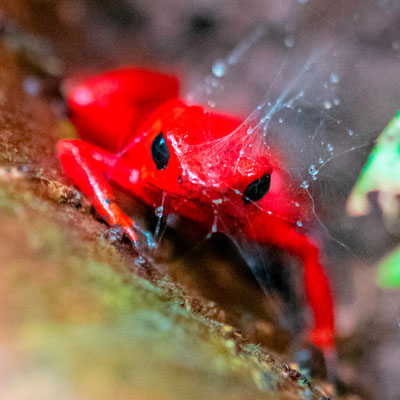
[{"x1": 57, "y1": 68, "x2": 335, "y2": 357}]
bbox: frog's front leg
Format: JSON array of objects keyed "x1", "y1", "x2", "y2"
[{"x1": 57, "y1": 139, "x2": 141, "y2": 244}]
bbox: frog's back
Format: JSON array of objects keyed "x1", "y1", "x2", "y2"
[{"x1": 67, "y1": 68, "x2": 179, "y2": 153}]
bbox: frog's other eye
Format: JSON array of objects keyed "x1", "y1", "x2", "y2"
[
  {"x1": 242, "y1": 173, "x2": 271, "y2": 204},
  {"x1": 151, "y1": 132, "x2": 170, "y2": 170}
]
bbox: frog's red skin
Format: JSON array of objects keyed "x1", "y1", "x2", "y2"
[{"x1": 57, "y1": 68, "x2": 335, "y2": 354}]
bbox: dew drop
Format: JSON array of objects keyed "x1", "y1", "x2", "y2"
[
  {"x1": 145, "y1": 232, "x2": 157, "y2": 248},
  {"x1": 278, "y1": 118, "x2": 283, "y2": 124},
  {"x1": 212, "y1": 60, "x2": 226, "y2": 78},
  {"x1": 308, "y1": 164, "x2": 318, "y2": 177},
  {"x1": 318, "y1": 157, "x2": 324, "y2": 164},
  {"x1": 24, "y1": 76, "x2": 41, "y2": 96},
  {"x1": 284, "y1": 36, "x2": 294, "y2": 48},
  {"x1": 210, "y1": 79, "x2": 219, "y2": 88},
  {"x1": 327, "y1": 143, "x2": 334, "y2": 153},
  {"x1": 247, "y1": 128, "x2": 253, "y2": 135},
  {"x1": 155, "y1": 206, "x2": 164, "y2": 218},
  {"x1": 323, "y1": 100, "x2": 332, "y2": 109},
  {"x1": 333, "y1": 98, "x2": 340, "y2": 106},
  {"x1": 267, "y1": 211, "x2": 272, "y2": 215},
  {"x1": 296, "y1": 221, "x2": 303, "y2": 227},
  {"x1": 348, "y1": 129, "x2": 354, "y2": 136},
  {"x1": 330, "y1": 73, "x2": 340, "y2": 84},
  {"x1": 295, "y1": 202, "x2": 300, "y2": 207},
  {"x1": 300, "y1": 181, "x2": 309, "y2": 189},
  {"x1": 134, "y1": 256, "x2": 146, "y2": 266},
  {"x1": 207, "y1": 100, "x2": 216, "y2": 108}
]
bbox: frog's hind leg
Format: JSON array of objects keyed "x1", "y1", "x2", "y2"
[
  {"x1": 242, "y1": 217, "x2": 335, "y2": 354},
  {"x1": 57, "y1": 139, "x2": 142, "y2": 244},
  {"x1": 66, "y1": 69, "x2": 179, "y2": 153}
]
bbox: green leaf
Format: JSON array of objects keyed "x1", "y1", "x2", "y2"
[
  {"x1": 347, "y1": 110, "x2": 400, "y2": 220},
  {"x1": 378, "y1": 246, "x2": 400, "y2": 288}
]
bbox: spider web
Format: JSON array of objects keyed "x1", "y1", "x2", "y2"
[{"x1": 182, "y1": 4, "x2": 399, "y2": 265}]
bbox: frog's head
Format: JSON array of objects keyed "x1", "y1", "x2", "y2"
[{"x1": 140, "y1": 100, "x2": 307, "y2": 223}]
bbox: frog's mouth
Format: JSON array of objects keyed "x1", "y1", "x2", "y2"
[{"x1": 145, "y1": 181, "x2": 213, "y2": 208}]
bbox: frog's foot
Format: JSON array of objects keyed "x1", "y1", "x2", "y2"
[{"x1": 107, "y1": 202, "x2": 138, "y2": 245}]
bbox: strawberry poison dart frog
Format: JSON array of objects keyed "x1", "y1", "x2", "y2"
[{"x1": 57, "y1": 68, "x2": 335, "y2": 356}]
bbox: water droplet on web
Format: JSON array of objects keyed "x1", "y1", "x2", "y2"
[
  {"x1": 24, "y1": 76, "x2": 41, "y2": 96},
  {"x1": 348, "y1": 129, "x2": 354, "y2": 136},
  {"x1": 284, "y1": 36, "x2": 295, "y2": 48},
  {"x1": 318, "y1": 157, "x2": 324, "y2": 164},
  {"x1": 212, "y1": 60, "x2": 226, "y2": 78},
  {"x1": 327, "y1": 143, "x2": 334, "y2": 153},
  {"x1": 323, "y1": 100, "x2": 332, "y2": 109},
  {"x1": 134, "y1": 256, "x2": 146, "y2": 266},
  {"x1": 295, "y1": 202, "x2": 300, "y2": 207},
  {"x1": 333, "y1": 98, "x2": 340, "y2": 106},
  {"x1": 145, "y1": 232, "x2": 157, "y2": 248},
  {"x1": 155, "y1": 206, "x2": 164, "y2": 218},
  {"x1": 247, "y1": 128, "x2": 253, "y2": 135},
  {"x1": 308, "y1": 164, "x2": 318, "y2": 177},
  {"x1": 330, "y1": 73, "x2": 340, "y2": 84},
  {"x1": 278, "y1": 118, "x2": 283, "y2": 124},
  {"x1": 257, "y1": 105, "x2": 262, "y2": 110},
  {"x1": 300, "y1": 181, "x2": 309, "y2": 189},
  {"x1": 267, "y1": 211, "x2": 272, "y2": 215},
  {"x1": 297, "y1": 108, "x2": 302, "y2": 113},
  {"x1": 207, "y1": 100, "x2": 216, "y2": 108},
  {"x1": 296, "y1": 221, "x2": 303, "y2": 227}
]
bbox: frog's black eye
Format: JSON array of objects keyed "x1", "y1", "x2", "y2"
[
  {"x1": 151, "y1": 132, "x2": 170, "y2": 170},
  {"x1": 242, "y1": 173, "x2": 271, "y2": 204}
]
